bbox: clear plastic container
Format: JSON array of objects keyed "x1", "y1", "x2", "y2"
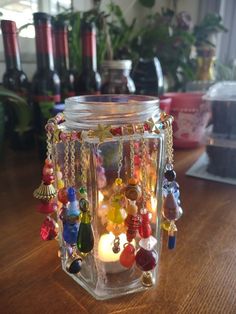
[
  {"x1": 52, "y1": 95, "x2": 166, "y2": 299},
  {"x1": 203, "y1": 82, "x2": 236, "y2": 178},
  {"x1": 203, "y1": 81, "x2": 236, "y2": 139}
]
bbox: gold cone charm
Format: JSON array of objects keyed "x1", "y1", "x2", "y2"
[
  {"x1": 141, "y1": 271, "x2": 154, "y2": 287},
  {"x1": 33, "y1": 182, "x2": 56, "y2": 201}
]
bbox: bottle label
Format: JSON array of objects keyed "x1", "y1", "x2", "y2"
[
  {"x1": 82, "y1": 31, "x2": 96, "y2": 57},
  {"x1": 55, "y1": 30, "x2": 68, "y2": 57},
  {"x1": 35, "y1": 24, "x2": 53, "y2": 54},
  {"x1": 34, "y1": 95, "x2": 61, "y2": 103},
  {"x1": 65, "y1": 91, "x2": 76, "y2": 97},
  {"x1": 3, "y1": 33, "x2": 18, "y2": 57}
]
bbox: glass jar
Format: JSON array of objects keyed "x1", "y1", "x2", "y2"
[
  {"x1": 47, "y1": 95, "x2": 172, "y2": 300},
  {"x1": 101, "y1": 60, "x2": 135, "y2": 94}
]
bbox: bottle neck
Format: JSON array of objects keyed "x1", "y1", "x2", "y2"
[
  {"x1": 2, "y1": 31, "x2": 21, "y2": 70},
  {"x1": 82, "y1": 31, "x2": 97, "y2": 72},
  {"x1": 55, "y1": 28, "x2": 69, "y2": 72},
  {"x1": 35, "y1": 23, "x2": 54, "y2": 70}
]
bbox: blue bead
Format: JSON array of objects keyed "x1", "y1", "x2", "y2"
[
  {"x1": 63, "y1": 222, "x2": 79, "y2": 244},
  {"x1": 68, "y1": 187, "x2": 76, "y2": 202},
  {"x1": 168, "y1": 235, "x2": 176, "y2": 250},
  {"x1": 67, "y1": 201, "x2": 80, "y2": 217}
]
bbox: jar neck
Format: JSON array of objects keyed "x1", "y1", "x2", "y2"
[
  {"x1": 106, "y1": 68, "x2": 130, "y2": 78},
  {"x1": 64, "y1": 95, "x2": 160, "y2": 130}
]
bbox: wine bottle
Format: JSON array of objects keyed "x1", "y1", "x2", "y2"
[
  {"x1": 54, "y1": 20, "x2": 76, "y2": 102},
  {"x1": 76, "y1": 20, "x2": 101, "y2": 95},
  {"x1": 32, "y1": 12, "x2": 61, "y2": 157},
  {"x1": 1, "y1": 20, "x2": 33, "y2": 150}
]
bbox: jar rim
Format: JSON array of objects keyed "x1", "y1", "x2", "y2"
[{"x1": 64, "y1": 94, "x2": 160, "y2": 129}]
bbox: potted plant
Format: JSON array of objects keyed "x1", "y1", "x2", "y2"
[{"x1": 193, "y1": 13, "x2": 227, "y2": 80}]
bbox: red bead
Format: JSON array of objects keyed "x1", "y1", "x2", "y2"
[
  {"x1": 40, "y1": 217, "x2": 58, "y2": 241},
  {"x1": 135, "y1": 248, "x2": 158, "y2": 271},
  {"x1": 58, "y1": 187, "x2": 68, "y2": 204},
  {"x1": 144, "y1": 123, "x2": 150, "y2": 131},
  {"x1": 43, "y1": 174, "x2": 55, "y2": 185},
  {"x1": 45, "y1": 159, "x2": 53, "y2": 167},
  {"x1": 110, "y1": 127, "x2": 122, "y2": 136},
  {"x1": 37, "y1": 200, "x2": 57, "y2": 214},
  {"x1": 139, "y1": 212, "x2": 152, "y2": 238},
  {"x1": 43, "y1": 166, "x2": 53, "y2": 176},
  {"x1": 134, "y1": 155, "x2": 141, "y2": 166},
  {"x1": 125, "y1": 214, "x2": 140, "y2": 242},
  {"x1": 120, "y1": 244, "x2": 136, "y2": 268}
]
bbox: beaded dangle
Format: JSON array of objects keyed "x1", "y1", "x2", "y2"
[
  {"x1": 58, "y1": 140, "x2": 81, "y2": 274},
  {"x1": 106, "y1": 138, "x2": 127, "y2": 253},
  {"x1": 34, "y1": 131, "x2": 58, "y2": 241},
  {"x1": 76, "y1": 138, "x2": 94, "y2": 255},
  {"x1": 135, "y1": 137, "x2": 158, "y2": 287},
  {"x1": 162, "y1": 124, "x2": 183, "y2": 249},
  {"x1": 119, "y1": 137, "x2": 141, "y2": 268}
]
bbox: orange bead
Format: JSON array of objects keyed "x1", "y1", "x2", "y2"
[
  {"x1": 120, "y1": 243, "x2": 135, "y2": 268},
  {"x1": 128, "y1": 177, "x2": 138, "y2": 185},
  {"x1": 58, "y1": 187, "x2": 68, "y2": 205}
]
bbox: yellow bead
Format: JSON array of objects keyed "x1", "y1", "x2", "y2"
[
  {"x1": 107, "y1": 207, "x2": 124, "y2": 224},
  {"x1": 58, "y1": 180, "x2": 64, "y2": 189},
  {"x1": 115, "y1": 178, "x2": 123, "y2": 186},
  {"x1": 161, "y1": 220, "x2": 170, "y2": 231}
]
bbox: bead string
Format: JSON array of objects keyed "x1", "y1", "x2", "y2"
[
  {"x1": 117, "y1": 138, "x2": 123, "y2": 179},
  {"x1": 130, "y1": 137, "x2": 135, "y2": 178},
  {"x1": 64, "y1": 140, "x2": 70, "y2": 188},
  {"x1": 141, "y1": 137, "x2": 148, "y2": 209},
  {"x1": 165, "y1": 125, "x2": 174, "y2": 166},
  {"x1": 80, "y1": 139, "x2": 87, "y2": 188},
  {"x1": 46, "y1": 131, "x2": 53, "y2": 160},
  {"x1": 45, "y1": 113, "x2": 174, "y2": 144},
  {"x1": 70, "y1": 140, "x2": 76, "y2": 187}
]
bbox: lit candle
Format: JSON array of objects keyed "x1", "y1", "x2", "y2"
[{"x1": 98, "y1": 233, "x2": 128, "y2": 273}]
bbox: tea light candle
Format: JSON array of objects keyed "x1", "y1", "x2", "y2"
[{"x1": 98, "y1": 233, "x2": 128, "y2": 274}]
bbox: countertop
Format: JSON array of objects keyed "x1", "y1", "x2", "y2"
[{"x1": 0, "y1": 147, "x2": 236, "y2": 314}]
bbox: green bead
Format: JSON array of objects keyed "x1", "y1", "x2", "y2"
[
  {"x1": 79, "y1": 198, "x2": 89, "y2": 212},
  {"x1": 79, "y1": 186, "x2": 87, "y2": 195},
  {"x1": 80, "y1": 211, "x2": 91, "y2": 224},
  {"x1": 77, "y1": 222, "x2": 94, "y2": 253}
]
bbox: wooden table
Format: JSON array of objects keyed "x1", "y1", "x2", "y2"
[{"x1": 0, "y1": 147, "x2": 236, "y2": 314}]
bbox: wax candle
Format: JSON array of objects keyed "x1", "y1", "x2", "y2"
[{"x1": 98, "y1": 233, "x2": 128, "y2": 273}]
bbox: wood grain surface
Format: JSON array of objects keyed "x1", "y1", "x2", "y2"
[{"x1": 0, "y1": 147, "x2": 236, "y2": 314}]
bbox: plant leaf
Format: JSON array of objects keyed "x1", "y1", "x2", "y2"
[{"x1": 139, "y1": 0, "x2": 155, "y2": 8}]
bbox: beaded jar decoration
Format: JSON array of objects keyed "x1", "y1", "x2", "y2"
[{"x1": 33, "y1": 95, "x2": 182, "y2": 300}]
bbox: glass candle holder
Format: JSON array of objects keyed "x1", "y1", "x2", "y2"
[{"x1": 35, "y1": 95, "x2": 179, "y2": 300}]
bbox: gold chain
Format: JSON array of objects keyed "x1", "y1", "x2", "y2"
[
  {"x1": 165, "y1": 125, "x2": 174, "y2": 165},
  {"x1": 46, "y1": 131, "x2": 52, "y2": 160},
  {"x1": 80, "y1": 140, "x2": 87, "y2": 187},
  {"x1": 141, "y1": 137, "x2": 148, "y2": 207},
  {"x1": 64, "y1": 140, "x2": 70, "y2": 187},
  {"x1": 117, "y1": 138, "x2": 123, "y2": 178},
  {"x1": 70, "y1": 140, "x2": 76, "y2": 187},
  {"x1": 130, "y1": 136, "x2": 135, "y2": 177}
]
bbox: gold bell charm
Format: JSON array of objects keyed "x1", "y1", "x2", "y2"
[
  {"x1": 141, "y1": 271, "x2": 154, "y2": 287},
  {"x1": 33, "y1": 182, "x2": 56, "y2": 201}
]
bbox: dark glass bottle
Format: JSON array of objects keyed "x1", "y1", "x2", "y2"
[
  {"x1": 1, "y1": 20, "x2": 33, "y2": 150},
  {"x1": 76, "y1": 20, "x2": 101, "y2": 95},
  {"x1": 54, "y1": 20, "x2": 76, "y2": 102},
  {"x1": 132, "y1": 57, "x2": 164, "y2": 96},
  {"x1": 32, "y1": 12, "x2": 61, "y2": 157}
]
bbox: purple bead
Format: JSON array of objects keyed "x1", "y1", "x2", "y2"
[{"x1": 135, "y1": 248, "x2": 158, "y2": 271}]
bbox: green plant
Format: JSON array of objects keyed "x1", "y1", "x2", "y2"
[
  {"x1": 0, "y1": 86, "x2": 32, "y2": 134},
  {"x1": 194, "y1": 13, "x2": 227, "y2": 48},
  {"x1": 132, "y1": 8, "x2": 196, "y2": 90}
]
